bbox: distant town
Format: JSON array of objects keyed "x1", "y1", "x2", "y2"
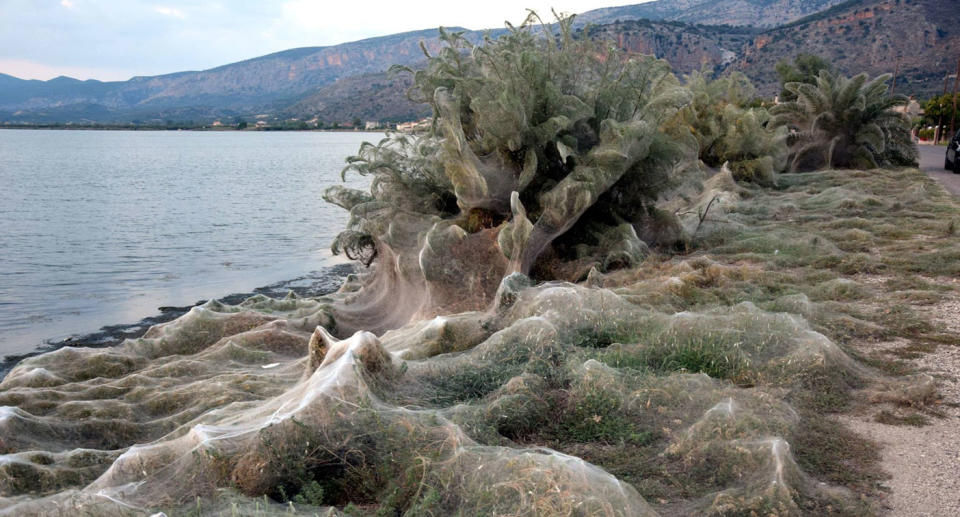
[{"x1": 1, "y1": 117, "x2": 433, "y2": 132}]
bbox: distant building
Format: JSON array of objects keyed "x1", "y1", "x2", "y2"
[
  {"x1": 396, "y1": 118, "x2": 431, "y2": 133},
  {"x1": 211, "y1": 120, "x2": 223, "y2": 127},
  {"x1": 365, "y1": 121, "x2": 381, "y2": 130},
  {"x1": 893, "y1": 96, "x2": 924, "y2": 142},
  {"x1": 255, "y1": 120, "x2": 268, "y2": 127},
  {"x1": 893, "y1": 96, "x2": 923, "y2": 118}
]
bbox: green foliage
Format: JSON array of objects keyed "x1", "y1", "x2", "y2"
[
  {"x1": 921, "y1": 93, "x2": 960, "y2": 138},
  {"x1": 922, "y1": 94, "x2": 959, "y2": 123},
  {"x1": 790, "y1": 413, "x2": 886, "y2": 495},
  {"x1": 552, "y1": 388, "x2": 654, "y2": 444},
  {"x1": 291, "y1": 480, "x2": 325, "y2": 506},
  {"x1": 327, "y1": 13, "x2": 697, "y2": 279},
  {"x1": 681, "y1": 71, "x2": 787, "y2": 185},
  {"x1": 771, "y1": 70, "x2": 917, "y2": 171},
  {"x1": 256, "y1": 419, "x2": 342, "y2": 506},
  {"x1": 423, "y1": 364, "x2": 519, "y2": 405},
  {"x1": 874, "y1": 409, "x2": 929, "y2": 427},
  {"x1": 603, "y1": 336, "x2": 754, "y2": 384},
  {"x1": 774, "y1": 54, "x2": 834, "y2": 102}
]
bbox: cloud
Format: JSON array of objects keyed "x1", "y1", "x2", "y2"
[
  {"x1": 154, "y1": 6, "x2": 185, "y2": 18},
  {"x1": 60, "y1": 0, "x2": 75, "y2": 8}
]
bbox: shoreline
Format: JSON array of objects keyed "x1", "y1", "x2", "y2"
[
  {"x1": 0, "y1": 263, "x2": 355, "y2": 381},
  {"x1": 0, "y1": 126, "x2": 395, "y2": 132}
]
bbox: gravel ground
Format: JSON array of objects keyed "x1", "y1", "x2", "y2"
[
  {"x1": 843, "y1": 291, "x2": 960, "y2": 516},
  {"x1": 918, "y1": 144, "x2": 960, "y2": 197},
  {"x1": 843, "y1": 413, "x2": 960, "y2": 517}
]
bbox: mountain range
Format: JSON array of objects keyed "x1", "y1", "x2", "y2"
[
  {"x1": 1, "y1": 0, "x2": 956, "y2": 125},
  {"x1": 572, "y1": 0, "x2": 849, "y2": 28}
]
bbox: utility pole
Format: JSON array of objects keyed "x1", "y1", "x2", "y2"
[
  {"x1": 951, "y1": 58, "x2": 960, "y2": 143},
  {"x1": 891, "y1": 58, "x2": 900, "y2": 96},
  {"x1": 936, "y1": 73, "x2": 951, "y2": 144}
]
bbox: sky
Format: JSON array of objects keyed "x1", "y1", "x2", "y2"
[{"x1": 0, "y1": 0, "x2": 649, "y2": 82}]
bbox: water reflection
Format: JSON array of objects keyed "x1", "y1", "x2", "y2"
[{"x1": 0, "y1": 129, "x2": 373, "y2": 356}]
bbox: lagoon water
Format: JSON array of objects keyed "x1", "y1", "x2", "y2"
[{"x1": 0, "y1": 129, "x2": 375, "y2": 358}]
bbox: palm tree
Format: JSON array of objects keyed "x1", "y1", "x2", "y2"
[{"x1": 771, "y1": 70, "x2": 917, "y2": 171}]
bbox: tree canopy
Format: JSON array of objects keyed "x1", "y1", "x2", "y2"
[{"x1": 775, "y1": 53, "x2": 834, "y2": 102}]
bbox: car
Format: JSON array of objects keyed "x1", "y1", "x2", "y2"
[{"x1": 946, "y1": 130, "x2": 960, "y2": 173}]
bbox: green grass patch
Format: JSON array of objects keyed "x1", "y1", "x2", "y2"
[
  {"x1": 874, "y1": 410, "x2": 930, "y2": 427},
  {"x1": 602, "y1": 339, "x2": 755, "y2": 385}
]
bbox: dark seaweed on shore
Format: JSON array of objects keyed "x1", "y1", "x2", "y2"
[{"x1": 0, "y1": 263, "x2": 354, "y2": 381}]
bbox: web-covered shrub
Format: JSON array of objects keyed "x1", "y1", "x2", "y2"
[
  {"x1": 681, "y1": 71, "x2": 787, "y2": 185},
  {"x1": 323, "y1": 15, "x2": 697, "y2": 332}
]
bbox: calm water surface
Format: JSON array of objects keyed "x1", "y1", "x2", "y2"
[{"x1": 0, "y1": 130, "x2": 375, "y2": 357}]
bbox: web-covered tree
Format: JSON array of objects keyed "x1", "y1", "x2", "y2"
[
  {"x1": 681, "y1": 71, "x2": 787, "y2": 185},
  {"x1": 775, "y1": 53, "x2": 834, "y2": 102},
  {"x1": 771, "y1": 70, "x2": 917, "y2": 171},
  {"x1": 322, "y1": 13, "x2": 697, "y2": 335}
]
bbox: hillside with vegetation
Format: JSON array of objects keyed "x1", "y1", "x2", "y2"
[
  {"x1": 283, "y1": 72, "x2": 430, "y2": 126},
  {"x1": 0, "y1": 28, "x2": 488, "y2": 125},
  {"x1": 2, "y1": 0, "x2": 955, "y2": 126},
  {"x1": 299, "y1": 0, "x2": 956, "y2": 125}
]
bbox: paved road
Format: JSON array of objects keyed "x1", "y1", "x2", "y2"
[{"x1": 918, "y1": 144, "x2": 960, "y2": 197}]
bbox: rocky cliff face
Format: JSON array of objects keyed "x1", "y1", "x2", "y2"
[
  {"x1": 585, "y1": 21, "x2": 755, "y2": 75},
  {"x1": 575, "y1": 0, "x2": 850, "y2": 28},
  {"x1": 731, "y1": 0, "x2": 960, "y2": 97}
]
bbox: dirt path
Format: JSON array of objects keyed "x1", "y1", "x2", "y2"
[
  {"x1": 838, "y1": 143, "x2": 960, "y2": 514},
  {"x1": 856, "y1": 147, "x2": 960, "y2": 516},
  {"x1": 918, "y1": 144, "x2": 960, "y2": 197},
  {"x1": 843, "y1": 357, "x2": 960, "y2": 515},
  {"x1": 844, "y1": 414, "x2": 960, "y2": 516},
  {"x1": 843, "y1": 281, "x2": 960, "y2": 516}
]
